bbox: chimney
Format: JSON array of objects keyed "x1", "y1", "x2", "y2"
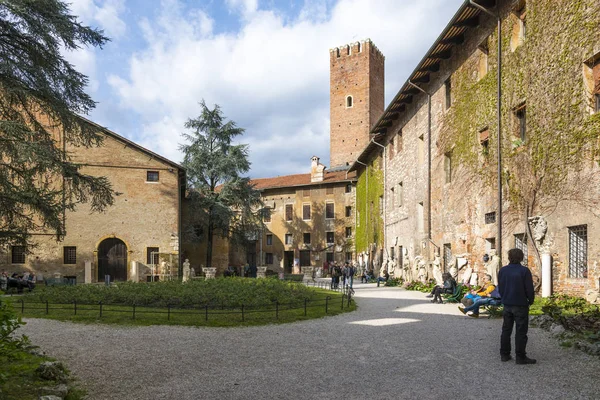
[{"x1": 310, "y1": 156, "x2": 325, "y2": 183}]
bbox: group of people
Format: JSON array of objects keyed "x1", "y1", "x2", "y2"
[
  {"x1": 329, "y1": 261, "x2": 355, "y2": 289},
  {"x1": 1, "y1": 270, "x2": 36, "y2": 293},
  {"x1": 424, "y1": 248, "x2": 536, "y2": 365}
]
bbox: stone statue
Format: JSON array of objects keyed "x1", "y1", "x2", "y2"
[
  {"x1": 190, "y1": 267, "x2": 196, "y2": 278},
  {"x1": 415, "y1": 256, "x2": 427, "y2": 283},
  {"x1": 469, "y1": 271, "x2": 479, "y2": 286},
  {"x1": 486, "y1": 250, "x2": 500, "y2": 285},
  {"x1": 160, "y1": 261, "x2": 169, "y2": 276},
  {"x1": 432, "y1": 255, "x2": 443, "y2": 286},
  {"x1": 182, "y1": 259, "x2": 190, "y2": 283},
  {"x1": 448, "y1": 257, "x2": 458, "y2": 280},
  {"x1": 461, "y1": 263, "x2": 472, "y2": 284},
  {"x1": 529, "y1": 216, "x2": 548, "y2": 246}
]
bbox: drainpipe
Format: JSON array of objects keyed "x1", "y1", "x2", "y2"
[
  {"x1": 470, "y1": 0, "x2": 502, "y2": 263},
  {"x1": 408, "y1": 80, "x2": 432, "y2": 249}
]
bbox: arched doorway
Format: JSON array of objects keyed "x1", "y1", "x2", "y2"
[{"x1": 98, "y1": 238, "x2": 127, "y2": 281}]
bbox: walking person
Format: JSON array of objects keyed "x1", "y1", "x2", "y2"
[{"x1": 498, "y1": 248, "x2": 536, "y2": 364}]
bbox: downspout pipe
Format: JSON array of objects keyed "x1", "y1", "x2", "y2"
[
  {"x1": 408, "y1": 80, "x2": 432, "y2": 243},
  {"x1": 470, "y1": 0, "x2": 502, "y2": 263}
]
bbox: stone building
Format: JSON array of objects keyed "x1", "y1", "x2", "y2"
[
  {"x1": 0, "y1": 117, "x2": 185, "y2": 283},
  {"x1": 350, "y1": 0, "x2": 600, "y2": 297}
]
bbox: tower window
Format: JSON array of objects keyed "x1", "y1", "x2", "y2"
[
  {"x1": 445, "y1": 78, "x2": 452, "y2": 109},
  {"x1": 346, "y1": 96, "x2": 353, "y2": 108},
  {"x1": 514, "y1": 104, "x2": 526, "y2": 142}
]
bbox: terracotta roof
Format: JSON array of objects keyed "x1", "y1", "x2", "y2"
[{"x1": 251, "y1": 170, "x2": 355, "y2": 191}]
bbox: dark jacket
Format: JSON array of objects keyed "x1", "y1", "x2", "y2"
[
  {"x1": 498, "y1": 263, "x2": 535, "y2": 306},
  {"x1": 442, "y1": 278, "x2": 456, "y2": 294}
]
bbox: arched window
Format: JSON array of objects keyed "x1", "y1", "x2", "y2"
[{"x1": 346, "y1": 96, "x2": 353, "y2": 108}]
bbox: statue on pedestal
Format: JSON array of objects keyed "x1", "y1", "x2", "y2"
[
  {"x1": 486, "y1": 250, "x2": 500, "y2": 285},
  {"x1": 432, "y1": 255, "x2": 443, "y2": 286},
  {"x1": 182, "y1": 259, "x2": 190, "y2": 283}
]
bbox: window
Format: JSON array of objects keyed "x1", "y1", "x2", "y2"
[
  {"x1": 346, "y1": 95, "x2": 353, "y2": 108},
  {"x1": 11, "y1": 246, "x2": 25, "y2": 264},
  {"x1": 379, "y1": 195, "x2": 383, "y2": 215},
  {"x1": 325, "y1": 202, "x2": 334, "y2": 219},
  {"x1": 390, "y1": 246, "x2": 395, "y2": 261},
  {"x1": 390, "y1": 187, "x2": 395, "y2": 208},
  {"x1": 397, "y1": 130, "x2": 403, "y2": 152},
  {"x1": 146, "y1": 171, "x2": 159, "y2": 182},
  {"x1": 285, "y1": 204, "x2": 293, "y2": 221},
  {"x1": 147, "y1": 247, "x2": 159, "y2": 265},
  {"x1": 345, "y1": 183, "x2": 352, "y2": 193},
  {"x1": 303, "y1": 233, "x2": 311, "y2": 245},
  {"x1": 326, "y1": 186, "x2": 334, "y2": 195},
  {"x1": 326, "y1": 252, "x2": 334, "y2": 263},
  {"x1": 568, "y1": 225, "x2": 587, "y2": 278},
  {"x1": 514, "y1": 104, "x2": 526, "y2": 142},
  {"x1": 398, "y1": 182, "x2": 403, "y2": 207},
  {"x1": 300, "y1": 250, "x2": 311, "y2": 266},
  {"x1": 303, "y1": 189, "x2": 310, "y2": 197},
  {"x1": 63, "y1": 246, "x2": 77, "y2": 264},
  {"x1": 511, "y1": 1, "x2": 526, "y2": 51},
  {"x1": 443, "y1": 243, "x2": 452, "y2": 271},
  {"x1": 445, "y1": 78, "x2": 452, "y2": 109},
  {"x1": 345, "y1": 227, "x2": 352, "y2": 238},
  {"x1": 263, "y1": 210, "x2": 271, "y2": 223},
  {"x1": 285, "y1": 234, "x2": 293, "y2": 245},
  {"x1": 388, "y1": 138, "x2": 395, "y2": 160},
  {"x1": 345, "y1": 206, "x2": 352, "y2": 217},
  {"x1": 266, "y1": 234, "x2": 273, "y2": 246},
  {"x1": 485, "y1": 238, "x2": 496, "y2": 253},
  {"x1": 479, "y1": 127, "x2": 490, "y2": 156},
  {"x1": 485, "y1": 212, "x2": 496, "y2": 224},
  {"x1": 514, "y1": 233, "x2": 528, "y2": 266},
  {"x1": 478, "y1": 38, "x2": 489, "y2": 81},
  {"x1": 444, "y1": 153, "x2": 452, "y2": 184},
  {"x1": 303, "y1": 204, "x2": 311, "y2": 220},
  {"x1": 345, "y1": 252, "x2": 352, "y2": 262},
  {"x1": 326, "y1": 232, "x2": 334, "y2": 244},
  {"x1": 265, "y1": 253, "x2": 273, "y2": 265}
]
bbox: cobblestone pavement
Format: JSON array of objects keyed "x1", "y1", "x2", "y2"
[{"x1": 19, "y1": 284, "x2": 600, "y2": 400}]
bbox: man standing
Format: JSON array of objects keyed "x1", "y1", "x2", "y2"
[{"x1": 498, "y1": 248, "x2": 536, "y2": 364}]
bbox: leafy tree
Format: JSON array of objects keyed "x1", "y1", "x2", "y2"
[
  {"x1": 0, "y1": 0, "x2": 114, "y2": 246},
  {"x1": 180, "y1": 100, "x2": 264, "y2": 269}
]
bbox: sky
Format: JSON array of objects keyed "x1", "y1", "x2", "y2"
[{"x1": 65, "y1": 0, "x2": 464, "y2": 179}]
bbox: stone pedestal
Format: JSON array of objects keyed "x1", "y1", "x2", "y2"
[
  {"x1": 257, "y1": 267, "x2": 267, "y2": 278},
  {"x1": 203, "y1": 267, "x2": 217, "y2": 280},
  {"x1": 84, "y1": 261, "x2": 92, "y2": 284},
  {"x1": 301, "y1": 267, "x2": 314, "y2": 282}
]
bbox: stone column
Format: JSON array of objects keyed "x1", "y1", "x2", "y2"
[
  {"x1": 256, "y1": 267, "x2": 267, "y2": 278},
  {"x1": 84, "y1": 261, "x2": 92, "y2": 284},
  {"x1": 301, "y1": 267, "x2": 314, "y2": 282},
  {"x1": 130, "y1": 261, "x2": 138, "y2": 282},
  {"x1": 542, "y1": 253, "x2": 552, "y2": 298},
  {"x1": 203, "y1": 267, "x2": 217, "y2": 280}
]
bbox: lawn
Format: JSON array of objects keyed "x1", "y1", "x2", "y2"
[{"x1": 14, "y1": 278, "x2": 356, "y2": 327}]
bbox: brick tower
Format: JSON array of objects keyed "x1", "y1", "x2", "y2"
[{"x1": 329, "y1": 39, "x2": 385, "y2": 168}]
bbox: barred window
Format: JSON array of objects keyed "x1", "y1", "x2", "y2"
[
  {"x1": 514, "y1": 233, "x2": 528, "y2": 266},
  {"x1": 326, "y1": 232, "x2": 334, "y2": 244},
  {"x1": 11, "y1": 246, "x2": 26, "y2": 264},
  {"x1": 303, "y1": 233, "x2": 311, "y2": 244},
  {"x1": 146, "y1": 171, "x2": 159, "y2": 182},
  {"x1": 568, "y1": 225, "x2": 587, "y2": 278},
  {"x1": 345, "y1": 206, "x2": 352, "y2": 217},
  {"x1": 300, "y1": 250, "x2": 311, "y2": 266},
  {"x1": 345, "y1": 227, "x2": 352, "y2": 238},
  {"x1": 325, "y1": 202, "x2": 334, "y2": 219},
  {"x1": 265, "y1": 253, "x2": 273, "y2": 265},
  {"x1": 485, "y1": 212, "x2": 496, "y2": 224},
  {"x1": 285, "y1": 204, "x2": 293, "y2": 221},
  {"x1": 303, "y1": 204, "x2": 311, "y2": 220},
  {"x1": 263, "y1": 210, "x2": 271, "y2": 223},
  {"x1": 390, "y1": 247, "x2": 395, "y2": 261},
  {"x1": 443, "y1": 243, "x2": 452, "y2": 271},
  {"x1": 147, "y1": 247, "x2": 159, "y2": 265},
  {"x1": 63, "y1": 246, "x2": 77, "y2": 265}
]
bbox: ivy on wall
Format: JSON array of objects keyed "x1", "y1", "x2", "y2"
[{"x1": 355, "y1": 156, "x2": 384, "y2": 253}]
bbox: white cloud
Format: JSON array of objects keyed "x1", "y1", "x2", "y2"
[
  {"x1": 68, "y1": 0, "x2": 127, "y2": 38},
  {"x1": 107, "y1": 0, "x2": 463, "y2": 178}
]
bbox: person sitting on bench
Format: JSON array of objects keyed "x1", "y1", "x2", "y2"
[
  {"x1": 461, "y1": 274, "x2": 495, "y2": 307},
  {"x1": 459, "y1": 288, "x2": 502, "y2": 318},
  {"x1": 376, "y1": 270, "x2": 390, "y2": 287},
  {"x1": 427, "y1": 272, "x2": 456, "y2": 303}
]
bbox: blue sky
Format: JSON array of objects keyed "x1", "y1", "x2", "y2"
[{"x1": 66, "y1": 0, "x2": 463, "y2": 178}]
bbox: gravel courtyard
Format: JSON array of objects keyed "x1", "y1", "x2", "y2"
[{"x1": 19, "y1": 284, "x2": 600, "y2": 400}]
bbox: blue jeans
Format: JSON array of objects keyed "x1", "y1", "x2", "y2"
[
  {"x1": 376, "y1": 277, "x2": 387, "y2": 287},
  {"x1": 464, "y1": 297, "x2": 500, "y2": 314}
]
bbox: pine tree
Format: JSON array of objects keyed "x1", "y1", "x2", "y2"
[
  {"x1": 0, "y1": 0, "x2": 114, "y2": 246},
  {"x1": 180, "y1": 100, "x2": 264, "y2": 269}
]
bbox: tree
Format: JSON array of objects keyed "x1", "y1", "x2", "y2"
[
  {"x1": 0, "y1": 0, "x2": 114, "y2": 246},
  {"x1": 180, "y1": 100, "x2": 264, "y2": 269}
]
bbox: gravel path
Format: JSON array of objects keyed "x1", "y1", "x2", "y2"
[{"x1": 19, "y1": 283, "x2": 600, "y2": 400}]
